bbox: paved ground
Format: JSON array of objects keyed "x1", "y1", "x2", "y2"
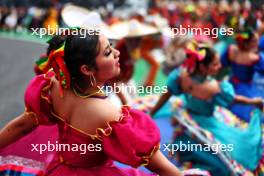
[{"x1": 0, "y1": 37, "x2": 47, "y2": 127}]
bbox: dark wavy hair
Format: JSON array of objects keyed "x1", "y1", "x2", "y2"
[
  {"x1": 197, "y1": 47, "x2": 217, "y2": 68},
  {"x1": 235, "y1": 28, "x2": 256, "y2": 50},
  {"x1": 47, "y1": 31, "x2": 100, "y2": 90}
]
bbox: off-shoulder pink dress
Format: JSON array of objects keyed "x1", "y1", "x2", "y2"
[{"x1": 3, "y1": 71, "x2": 161, "y2": 176}]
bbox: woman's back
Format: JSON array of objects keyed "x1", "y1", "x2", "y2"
[
  {"x1": 168, "y1": 69, "x2": 233, "y2": 116},
  {"x1": 51, "y1": 78, "x2": 121, "y2": 136}
]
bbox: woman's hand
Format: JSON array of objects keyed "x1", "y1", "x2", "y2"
[
  {"x1": 251, "y1": 98, "x2": 264, "y2": 110},
  {"x1": 147, "y1": 150, "x2": 183, "y2": 176},
  {"x1": 171, "y1": 117, "x2": 179, "y2": 126},
  {"x1": 235, "y1": 96, "x2": 264, "y2": 110},
  {"x1": 150, "y1": 91, "x2": 172, "y2": 118}
]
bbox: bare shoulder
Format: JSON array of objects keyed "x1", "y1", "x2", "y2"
[
  {"x1": 249, "y1": 52, "x2": 260, "y2": 63},
  {"x1": 49, "y1": 78, "x2": 123, "y2": 134},
  {"x1": 228, "y1": 44, "x2": 238, "y2": 61},
  {"x1": 208, "y1": 80, "x2": 221, "y2": 94},
  {"x1": 201, "y1": 80, "x2": 221, "y2": 95},
  {"x1": 192, "y1": 80, "x2": 220, "y2": 100},
  {"x1": 74, "y1": 99, "x2": 122, "y2": 126},
  {"x1": 87, "y1": 100, "x2": 122, "y2": 122}
]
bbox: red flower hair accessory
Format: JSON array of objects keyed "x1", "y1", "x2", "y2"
[
  {"x1": 182, "y1": 48, "x2": 206, "y2": 73},
  {"x1": 48, "y1": 44, "x2": 71, "y2": 97}
]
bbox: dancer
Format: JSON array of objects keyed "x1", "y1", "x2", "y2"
[
  {"x1": 140, "y1": 34, "x2": 162, "y2": 87},
  {"x1": 162, "y1": 35, "x2": 191, "y2": 75},
  {"x1": 221, "y1": 28, "x2": 264, "y2": 122},
  {"x1": 151, "y1": 47, "x2": 263, "y2": 175},
  {"x1": 0, "y1": 31, "x2": 182, "y2": 176}
]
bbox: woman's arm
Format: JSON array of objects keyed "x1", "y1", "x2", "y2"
[
  {"x1": 0, "y1": 112, "x2": 38, "y2": 148},
  {"x1": 150, "y1": 91, "x2": 172, "y2": 117},
  {"x1": 234, "y1": 95, "x2": 263, "y2": 109},
  {"x1": 146, "y1": 150, "x2": 182, "y2": 176},
  {"x1": 151, "y1": 75, "x2": 221, "y2": 113}
]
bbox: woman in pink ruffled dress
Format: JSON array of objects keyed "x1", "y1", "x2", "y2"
[{"x1": 0, "y1": 30, "x2": 182, "y2": 176}]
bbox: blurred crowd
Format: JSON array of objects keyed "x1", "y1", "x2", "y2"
[
  {"x1": 0, "y1": 0, "x2": 125, "y2": 32},
  {"x1": 0, "y1": 0, "x2": 264, "y2": 39}
]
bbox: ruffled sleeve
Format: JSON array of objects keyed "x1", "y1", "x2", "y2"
[
  {"x1": 213, "y1": 81, "x2": 235, "y2": 107},
  {"x1": 167, "y1": 68, "x2": 182, "y2": 95},
  {"x1": 100, "y1": 106, "x2": 160, "y2": 168},
  {"x1": 254, "y1": 52, "x2": 264, "y2": 74},
  {"x1": 24, "y1": 71, "x2": 55, "y2": 125}
]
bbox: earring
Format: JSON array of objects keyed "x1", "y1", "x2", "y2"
[{"x1": 89, "y1": 74, "x2": 97, "y2": 86}]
